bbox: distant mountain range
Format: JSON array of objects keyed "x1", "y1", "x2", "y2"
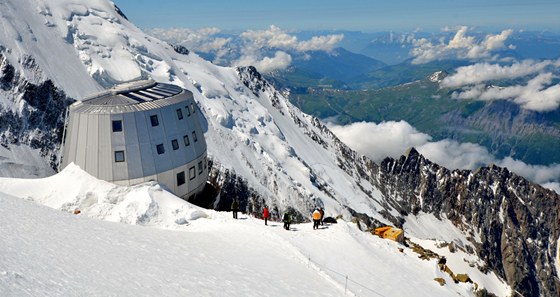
[{"x1": 296, "y1": 30, "x2": 560, "y2": 64}]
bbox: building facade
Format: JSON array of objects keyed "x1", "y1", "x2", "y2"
[{"x1": 61, "y1": 80, "x2": 208, "y2": 200}]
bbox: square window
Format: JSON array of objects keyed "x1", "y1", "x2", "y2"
[
  {"x1": 186, "y1": 106, "x2": 191, "y2": 116},
  {"x1": 189, "y1": 166, "x2": 196, "y2": 180},
  {"x1": 192, "y1": 131, "x2": 198, "y2": 142},
  {"x1": 115, "y1": 150, "x2": 125, "y2": 162},
  {"x1": 198, "y1": 161, "x2": 203, "y2": 174},
  {"x1": 176, "y1": 109, "x2": 183, "y2": 120},
  {"x1": 183, "y1": 135, "x2": 190, "y2": 146},
  {"x1": 150, "y1": 115, "x2": 159, "y2": 127},
  {"x1": 112, "y1": 120, "x2": 123, "y2": 132},
  {"x1": 172, "y1": 139, "x2": 179, "y2": 150},
  {"x1": 190, "y1": 103, "x2": 196, "y2": 114},
  {"x1": 156, "y1": 143, "x2": 165, "y2": 155},
  {"x1": 176, "y1": 171, "x2": 185, "y2": 186}
]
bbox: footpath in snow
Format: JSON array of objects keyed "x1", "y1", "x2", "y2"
[{"x1": 0, "y1": 165, "x2": 508, "y2": 297}]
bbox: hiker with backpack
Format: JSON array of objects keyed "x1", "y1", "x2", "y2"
[
  {"x1": 312, "y1": 209, "x2": 322, "y2": 230},
  {"x1": 282, "y1": 212, "x2": 291, "y2": 230}
]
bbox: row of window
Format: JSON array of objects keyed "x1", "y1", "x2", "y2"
[
  {"x1": 152, "y1": 103, "x2": 196, "y2": 127},
  {"x1": 176, "y1": 160, "x2": 205, "y2": 186},
  {"x1": 115, "y1": 150, "x2": 207, "y2": 186},
  {"x1": 111, "y1": 102, "x2": 197, "y2": 132},
  {"x1": 156, "y1": 132, "x2": 198, "y2": 155},
  {"x1": 114, "y1": 131, "x2": 198, "y2": 162}
]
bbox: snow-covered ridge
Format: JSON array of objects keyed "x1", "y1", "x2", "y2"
[
  {"x1": 0, "y1": 163, "x2": 209, "y2": 228},
  {"x1": 428, "y1": 70, "x2": 448, "y2": 83}
]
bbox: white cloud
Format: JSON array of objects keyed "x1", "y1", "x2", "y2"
[
  {"x1": 296, "y1": 34, "x2": 344, "y2": 52},
  {"x1": 328, "y1": 121, "x2": 431, "y2": 163},
  {"x1": 234, "y1": 51, "x2": 292, "y2": 73},
  {"x1": 441, "y1": 60, "x2": 554, "y2": 88},
  {"x1": 329, "y1": 120, "x2": 560, "y2": 193},
  {"x1": 148, "y1": 25, "x2": 344, "y2": 73},
  {"x1": 240, "y1": 25, "x2": 343, "y2": 53},
  {"x1": 542, "y1": 182, "x2": 560, "y2": 193},
  {"x1": 241, "y1": 25, "x2": 298, "y2": 49},
  {"x1": 450, "y1": 73, "x2": 560, "y2": 112},
  {"x1": 147, "y1": 27, "x2": 232, "y2": 54},
  {"x1": 498, "y1": 157, "x2": 560, "y2": 185},
  {"x1": 484, "y1": 29, "x2": 514, "y2": 51},
  {"x1": 410, "y1": 26, "x2": 514, "y2": 64},
  {"x1": 441, "y1": 59, "x2": 560, "y2": 112},
  {"x1": 417, "y1": 140, "x2": 494, "y2": 170}
]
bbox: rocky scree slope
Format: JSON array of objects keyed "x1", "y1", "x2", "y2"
[{"x1": 371, "y1": 148, "x2": 559, "y2": 297}]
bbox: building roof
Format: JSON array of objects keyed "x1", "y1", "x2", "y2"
[{"x1": 70, "y1": 80, "x2": 191, "y2": 114}]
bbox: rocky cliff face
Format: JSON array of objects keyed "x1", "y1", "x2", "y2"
[
  {"x1": 370, "y1": 148, "x2": 559, "y2": 297},
  {"x1": 0, "y1": 53, "x2": 73, "y2": 169}
]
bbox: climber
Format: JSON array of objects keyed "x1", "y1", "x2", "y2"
[
  {"x1": 231, "y1": 198, "x2": 239, "y2": 219},
  {"x1": 263, "y1": 205, "x2": 270, "y2": 225},
  {"x1": 282, "y1": 212, "x2": 291, "y2": 230},
  {"x1": 312, "y1": 209, "x2": 322, "y2": 230}
]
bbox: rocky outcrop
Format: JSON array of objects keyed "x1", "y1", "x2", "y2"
[
  {"x1": 237, "y1": 66, "x2": 283, "y2": 112},
  {"x1": 0, "y1": 53, "x2": 74, "y2": 169},
  {"x1": 172, "y1": 44, "x2": 190, "y2": 56},
  {"x1": 372, "y1": 148, "x2": 560, "y2": 297}
]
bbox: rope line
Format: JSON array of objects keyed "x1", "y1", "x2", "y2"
[{"x1": 307, "y1": 255, "x2": 388, "y2": 297}]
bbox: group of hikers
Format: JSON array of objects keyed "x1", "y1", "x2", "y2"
[{"x1": 230, "y1": 198, "x2": 326, "y2": 231}]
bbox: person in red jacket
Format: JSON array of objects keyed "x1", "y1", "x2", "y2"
[{"x1": 263, "y1": 205, "x2": 270, "y2": 225}]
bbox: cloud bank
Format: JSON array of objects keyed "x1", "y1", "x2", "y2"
[
  {"x1": 440, "y1": 60, "x2": 555, "y2": 88},
  {"x1": 147, "y1": 25, "x2": 344, "y2": 74},
  {"x1": 328, "y1": 121, "x2": 431, "y2": 162},
  {"x1": 410, "y1": 26, "x2": 514, "y2": 64},
  {"x1": 234, "y1": 51, "x2": 293, "y2": 74},
  {"x1": 239, "y1": 25, "x2": 343, "y2": 52},
  {"x1": 441, "y1": 59, "x2": 560, "y2": 112},
  {"x1": 329, "y1": 121, "x2": 560, "y2": 194}
]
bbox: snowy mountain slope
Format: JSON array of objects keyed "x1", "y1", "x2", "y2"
[
  {"x1": 0, "y1": 0, "x2": 389, "y2": 224},
  {"x1": 0, "y1": 0, "x2": 558, "y2": 296},
  {"x1": 0, "y1": 166, "x2": 509, "y2": 297},
  {"x1": 0, "y1": 0, "x2": 103, "y2": 98}
]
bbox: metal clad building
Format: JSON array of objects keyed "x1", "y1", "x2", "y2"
[{"x1": 61, "y1": 80, "x2": 208, "y2": 200}]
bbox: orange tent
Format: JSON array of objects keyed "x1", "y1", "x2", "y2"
[{"x1": 374, "y1": 226, "x2": 404, "y2": 243}]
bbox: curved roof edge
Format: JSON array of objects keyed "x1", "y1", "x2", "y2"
[
  {"x1": 70, "y1": 79, "x2": 190, "y2": 113},
  {"x1": 81, "y1": 79, "x2": 158, "y2": 102}
]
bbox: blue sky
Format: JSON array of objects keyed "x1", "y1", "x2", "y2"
[{"x1": 113, "y1": 0, "x2": 560, "y2": 32}]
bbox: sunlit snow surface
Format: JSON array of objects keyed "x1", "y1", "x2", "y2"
[{"x1": 0, "y1": 165, "x2": 510, "y2": 297}]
